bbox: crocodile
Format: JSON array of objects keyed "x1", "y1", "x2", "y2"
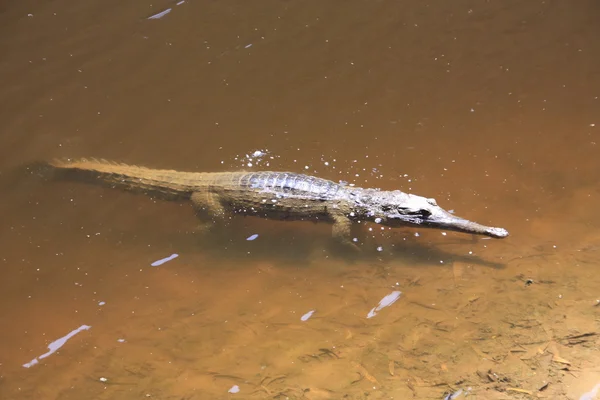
[{"x1": 44, "y1": 158, "x2": 509, "y2": 247}]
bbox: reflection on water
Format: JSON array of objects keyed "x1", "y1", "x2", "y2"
[{"x1": 1, "y1": 0, "x2": 600, "y2": 399}]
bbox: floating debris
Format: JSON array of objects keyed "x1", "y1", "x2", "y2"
[
  {"x1": 367, "y1": 291, "x2": 401, "y2": 319},
  {"x1": 151, "y1": 253, "x2": 179, "y2": 267},
  {"x1": 300, "y1": 310, "x2": 315, "y2": 321},
  {"x1": 98, "y1": 301, "x2": 106, "y2": 306},
  {"x1": 147, "y1": 0, "x2": 186, "y2": 20},
  {"x1": 443, "y1": 389, "x2": 463, "y2": 400},
  {"x1": 23, "y1": 324, "x2": 91, "y2": 368},
  {"x1": 147, "y1": 8, "x2": 172, "y2": 19},
  {"x1": 246, "y1": 234, "x2": 259, "y2": 241},
  {"x1": 580, "y1": 383, "x2": 600, "y2": 400},
  {"x1": 228, "y1": 385, "x2": 240, "y2": 394}
]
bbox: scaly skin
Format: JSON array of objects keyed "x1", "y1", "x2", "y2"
[{"x1": 46, "y1": 158, "x2": 509, "y2": 246}]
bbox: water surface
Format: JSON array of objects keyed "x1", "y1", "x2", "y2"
[{"x1": 1, "y1": 1, "x2": 600, "y2": 399}]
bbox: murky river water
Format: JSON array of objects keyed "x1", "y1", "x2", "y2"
[{"x1": 1, "y1": 1, "x2": 600, "y2": 399}]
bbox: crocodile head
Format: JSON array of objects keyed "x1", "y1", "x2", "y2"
[{"x1": 353, "y1": 190, "x2": 508, "y2": 239}]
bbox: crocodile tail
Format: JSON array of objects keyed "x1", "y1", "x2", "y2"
[
  {"x1": 47, "y1": 157, "x2": 140, "y2": 171},
  {"x1": 45, "y1": 157, "x2": 194, "y2": 200}
]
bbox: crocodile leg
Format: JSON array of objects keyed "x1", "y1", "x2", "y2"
[
  {"x1": 190, "y1": 191, "x2": 227, "y2": 233},
  {"x1": 331, "y1": 212, "x2": 360, "y2": 251}
]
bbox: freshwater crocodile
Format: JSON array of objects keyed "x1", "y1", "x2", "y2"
[{"x1": 45, "y1": 158, "x2": 509, "y2": 246}]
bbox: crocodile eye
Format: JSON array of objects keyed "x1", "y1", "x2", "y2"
[
  {"x1": 418, "y1": 209, "x2": 432, "y2": 218},
  {"x1": 403, "y1": 209, "x2": 431, "y2": 218}
]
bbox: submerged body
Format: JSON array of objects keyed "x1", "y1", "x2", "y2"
[{"x1": 44, "y1": 158, "x2": 509, "y2": 245}]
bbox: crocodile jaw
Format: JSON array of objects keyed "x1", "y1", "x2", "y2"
[
  {"x1": 375, "y1": 192, "x2": 509, "y2": 239},
  {"x1": 417, "y1": 207, "x2": 509, "y2": 238}
]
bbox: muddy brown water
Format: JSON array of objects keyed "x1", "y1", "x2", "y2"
[{"x1": 1, "y1": 1, "x2": 600, "y2": 399}]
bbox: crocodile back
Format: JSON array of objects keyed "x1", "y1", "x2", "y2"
[{"x1": 237, "y1": 171, "x2": 343, "y2": 200}]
